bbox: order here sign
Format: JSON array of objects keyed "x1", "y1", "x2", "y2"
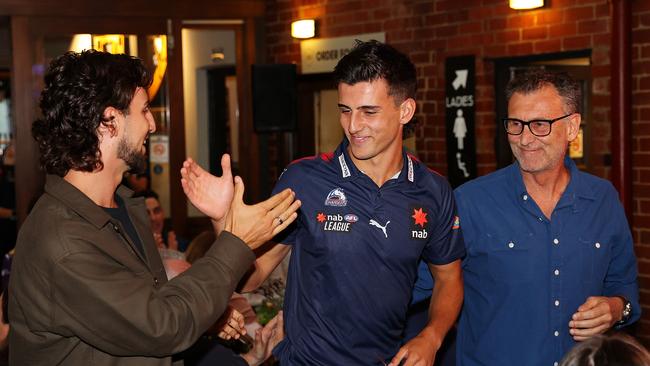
[{"x1": 300, "y1": 32, "x2": 385, "y2": 74}]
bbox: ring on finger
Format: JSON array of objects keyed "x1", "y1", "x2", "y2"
[{"x1": 276, "y1": 216, "x2": 284, "y2": 225}]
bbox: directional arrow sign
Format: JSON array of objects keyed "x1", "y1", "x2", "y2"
[{"x1": 452, "y1": 69, "x2": 468, "y2": 90}]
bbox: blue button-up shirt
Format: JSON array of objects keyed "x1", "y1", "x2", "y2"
[{"x1": 455, "y1": 157, "x2": 639, "y2": 366}]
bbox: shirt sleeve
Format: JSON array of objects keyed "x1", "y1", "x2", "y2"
[
  {"x1": 270, "y1": 164, "x2": 304, "y2": 246},
  {"x1": 602, "y1": 184, "x2": 641, "y2": 326},
  {"x1": 48, "y1": 231, "x2": 255, "y2": 356},
  {"x1": 421, "y1": 178, "x2": 466, "y2": 265}
]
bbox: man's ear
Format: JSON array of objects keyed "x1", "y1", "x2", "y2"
[
  {"x1": 567, "y1": 113, "x2": 581, "y2": 142},
  {"x1": 399, "y1": 98, "x2": 416, "y2": 126},
  {"x1": 99, "y1": 106, "x2": 120, "y2": 138}
]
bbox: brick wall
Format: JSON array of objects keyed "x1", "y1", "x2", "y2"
[{"x1": 265, "y1": 0, "x2": 650, "y2": 344}]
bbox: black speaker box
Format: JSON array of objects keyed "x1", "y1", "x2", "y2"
[{"x1": 252, "y1": 64, "x2": 297, "y2": 132}]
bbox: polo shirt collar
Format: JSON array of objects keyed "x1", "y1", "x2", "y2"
[
  {"x1": 334, "y1": 138, "x2": 415, "y2": 184},
  {"x1": 508, "y1": 156, "x2": 597, "y2": 212}
]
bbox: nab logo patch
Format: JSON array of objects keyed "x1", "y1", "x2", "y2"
[
  {"x1": 317, "y1": 212, "x2": 354, "y2": 232},
  {"x1": 325, "y1": 188, "x2": 347, "y2": 207},
  {"x1": 410, "y1": 206, "x2": 429, "y2": 240}
]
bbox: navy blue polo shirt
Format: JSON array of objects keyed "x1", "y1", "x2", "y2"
[
  {"x1": 271, "y1": 138, "x2": 464, "y2": 365},
  {"x1": 455, "y1": 157, "x2": 640, "y2": 366}
]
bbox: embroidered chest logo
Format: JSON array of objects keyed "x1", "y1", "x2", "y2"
[
  {"x1": 325, "y1": 188, "x2": 347, "y2": 207},
  {"x1": 317, "y1": 212, "x2": 356, "y2": 232},
  {"x1": 369, "y1": 219, "x2": 390, "y2": 238},
  {"x1": 411, "y1": 207, "x2": 429, "y2": 239}
]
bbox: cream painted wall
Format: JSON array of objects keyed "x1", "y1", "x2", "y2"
[{"x1": 181, "y1": 28, "x2": 236, "y2": 216}]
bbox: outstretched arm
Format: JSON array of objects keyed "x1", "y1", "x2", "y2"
[
  {"x1": 240, "y1": 242, "x2": 291, "y2": 292},
  {"x1": 389, "y1": 260, "x2": 463, "y2": 366}
]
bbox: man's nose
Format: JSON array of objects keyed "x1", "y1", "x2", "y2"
[
  {"x1": 348, "y1": 112, "x2": 363, "y2": 134},
  {"x1": 519, "y1": 125, "x2": 536, "y2": 145}
]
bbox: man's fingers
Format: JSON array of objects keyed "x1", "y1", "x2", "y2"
[
  {"x1": 260, "y1": 188, "x2": 293, "y2": 210},
  {"x1": 577, "y1": 296, "x2": 601, "y2": 312},
  {"x1": 220, "y1": 154, "x2": 232, "y2": 179},
  {"x1": 269, "y1": 191, "x2": 297, "y2": 218},
  {"x1": 389, "y1": 347, "x2": 409, "y2": 366},
  {"x1": 233, "y1": 176, "x2": 245, "y2": 204},
  {"x1": 272, "y1": 212, "x2": 299, "y2": 236},
  {"x1": 570, "y1": 323, "x2": 609, "y2": 340}
]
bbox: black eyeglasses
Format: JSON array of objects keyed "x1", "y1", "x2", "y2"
[{"x1": 503, "y1": 113, "x2": 573, "y2": 137}]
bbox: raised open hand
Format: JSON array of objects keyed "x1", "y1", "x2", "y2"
[{"x1": 180, "y1": 154, "x2": 234, "y2": 222}]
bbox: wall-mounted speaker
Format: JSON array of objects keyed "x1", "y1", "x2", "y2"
[{"x1": 252, "y1": 64, "x2": 297, "y2": 133}]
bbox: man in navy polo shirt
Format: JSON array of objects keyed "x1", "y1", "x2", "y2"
[
  {"x1": 182, "y1": 40, "x2": 464, "y2": 365},
  {"x1": 454, "y1": 70, "x2": 640, "y2": 366},
  {"x1": 267, "y1": 40, "x2": 464, "y2": 366}
]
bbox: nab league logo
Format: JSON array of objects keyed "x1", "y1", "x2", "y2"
[
  {"x1": 410, "y1": 206, "x2": 429, "y2": 240},
  {"x1": 317, "y1": 212, "x2": 356, "y2": 232},
  {"x1": 325, "y1": 188, "x2": 347, "y2": 207}
]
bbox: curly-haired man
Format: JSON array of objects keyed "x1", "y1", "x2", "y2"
[{"x1": 8, "y1": 50, "x2": 299, "y2": 365}]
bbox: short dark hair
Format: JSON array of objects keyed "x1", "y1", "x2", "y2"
[
  {"x1": 505, "y1": 70, "x2": 581, "y2": 114},
  {"x1": 32, "y1": 50, "x2": 152, "y2": 176},
  {"x1": 333, "y1": 40, "x2": 417, "y2": 103},
  {"x1": 559, "y1": 332, "x2": 650, "y2": 366}
]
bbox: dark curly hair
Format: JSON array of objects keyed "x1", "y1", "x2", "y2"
[
  {"x1": 333, "y1": 40, "x2": 417, "y2": 104},
  {"x1": 32, "y1": 50, "x2": 152, "y2": 176}
]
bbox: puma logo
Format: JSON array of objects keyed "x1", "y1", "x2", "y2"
[{"x1": 369, "y1": 219, "x2": 390, "y2": 238}]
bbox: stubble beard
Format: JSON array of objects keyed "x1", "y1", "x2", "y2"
[{"x1": 117, "y1": 137, "x2": 147, "y2": 174}]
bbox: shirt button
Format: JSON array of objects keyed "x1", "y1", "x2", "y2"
[
  {"x1": 595, "y1": 242, "x2": 601, "y2": 249},
  {"x1": 508, "y1": 242, "x2": 515, "y2": 248},
  {"x1": 554, "y1": 362, "x2": 559, "y2": 366},
  {"x1": 523, "y1": 194, "x2": 528, "y2": 201},
  {"x1": 113, "y1": 225, "x2": 119, "y2": 232},
  {"x1": 153, "y1": 277, "x2": 159, "y2": 285},
  {"x1": 554, "y1": 300, "x2": 560, "y2": 306},
  {"x1": 554, "y1": 331, "x2": 559, "y2": 337},
  {"x1": 553, "y1": 238, "x2": 559, "y2": 245},
  {"x1": 538, "y1": 217, "x2": 543, "y2": 221},
  {"x1": 554, "y1": 269, "x2": 559, "y2": 276}
]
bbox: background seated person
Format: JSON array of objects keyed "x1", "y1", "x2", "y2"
[{"x1": 134, "y1": 189, "x2": 190, "y2": 251}]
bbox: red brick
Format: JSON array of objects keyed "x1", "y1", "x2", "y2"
[
  {"x1": 595, "y1": 3, "x2": 610, "y2": 18},
  {"x1": 533, "y1": 39, "x2": 562, "y2": 53},
  {"x1": 593, "y1": 33, "x2": 611, "y2": 46},
  {"x1": 565, "y1": 5, "x2": 596, "y2": 22},
  {"x1": 536, "y1": 9, "x2": 564, "y2": 26},
  {"x1": 578, "y1": 19, "x2": 609, "y2": 34},
  {"x1": 506, "y1": 14, "x2": 535, "y2": 29},
  {"x1": 485, "y1": 44, "x2": 507, "y2": 56},
  {"x1": 495, "y1": 29, "x2": 520, "y2": 43},
  {"x1": 548, "y1": 22, "x2": 577, "y2": 38},
  {"x1": 522, "y1": 26, "x2": 548, "y2": 40},
  {"x1": 563, "y1": 35, "x2": 592, "y2": 50},
  {"x1": 634, "y1": 29, "x2": 650, "y2": 45},
  {"x1": 489, "y1": 18, "x2": 506, "y2": 31},
  {"x1": 436, "y1": 24, "x2": 459, "y2": 37}
]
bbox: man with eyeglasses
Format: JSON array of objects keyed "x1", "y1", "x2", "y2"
[{"x1": 454, "y1": 70, "x2": 639, "y2": 366}]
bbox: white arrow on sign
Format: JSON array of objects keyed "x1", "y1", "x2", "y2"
[{"x1": 452, "y1": 69, "x2": 468, "y2": 90}]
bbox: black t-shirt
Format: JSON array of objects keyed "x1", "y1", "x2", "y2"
[{"x1": 103, "y1": 195, "x2": 145, "y2": 256}]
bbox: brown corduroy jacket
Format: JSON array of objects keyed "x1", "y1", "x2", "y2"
[{"x1": 8, "y1": 175, "x2": 254, "y2": 365}]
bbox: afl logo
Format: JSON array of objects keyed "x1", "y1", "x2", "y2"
[
  {"x1": 344, "y1": 214, "x2": 358, "y2": 223},
  {"x1": 325, "y1": 188, "x2": 347, "y2": 207}
]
